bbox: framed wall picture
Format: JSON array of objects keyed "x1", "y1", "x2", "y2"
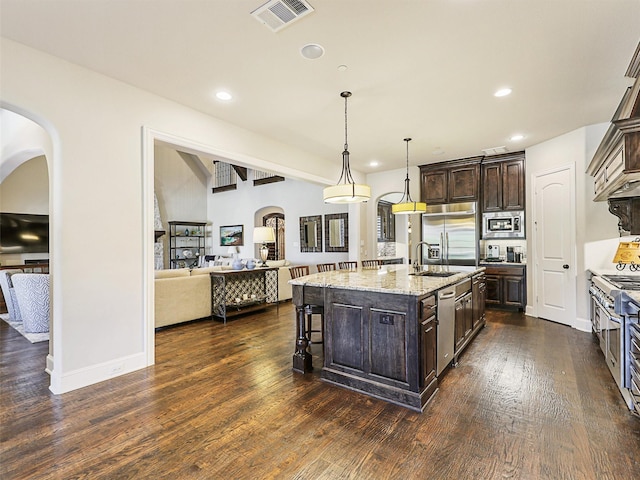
[{"x1": 220, "y1": 225, "x2": 244, "y2": 246}]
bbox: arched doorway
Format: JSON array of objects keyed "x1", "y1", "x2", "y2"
[
  {"x1": 0, "y1": 106, "x2": 54, "y2": 381},
  {"x1": 263, "y1": 212, "x2": 285, "y2": 261}
]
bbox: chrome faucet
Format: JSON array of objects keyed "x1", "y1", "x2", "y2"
[{"x1": 414, "y1": 241, "x2": 432, "y2": 270}]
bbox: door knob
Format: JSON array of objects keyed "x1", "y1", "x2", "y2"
[{"x1": 563, "y1": 264, "x2": 569, "y2": 269}]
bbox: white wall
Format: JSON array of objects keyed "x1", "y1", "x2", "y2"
[
  {"x1": 207, "y1": 171, "x2": 349, "y2": 266},
  {"x1": 1, "y1": 38, "x2": 341, "y2": 394}
]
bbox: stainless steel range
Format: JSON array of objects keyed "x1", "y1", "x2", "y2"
[{"x1": 589, "y1": 273, "x2": 640, "y2": 414}]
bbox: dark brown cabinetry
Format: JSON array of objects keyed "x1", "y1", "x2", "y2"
[
  {"x1": 472, "y1": 273, "x2": 486, "y2": 329},
  {"x1": 452, "y1": 276, "x2": 486, "y2": 363},
  {"x1": 420, "y1": 157, "x2": 481, "y2": 205},
  {"x1": 420, "y1": 295, "x2": 437, "y2": 389},
  {"x1": 481, "y1": 152, "x2": 525, "y2": 212},
  {"x1": 485, "y1": 265, "x2": 526, "y2": 309},
  {"x1": 454, "y1": 291, "x2": 473, "y2": 351}
]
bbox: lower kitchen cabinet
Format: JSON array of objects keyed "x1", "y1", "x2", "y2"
[
  {"x1": 452, "y1": 277, "x2": 485, "y2": 362},
  {"x1": 420, "y1": 295, "x2": 437, "y2": 389},
  {"x1": 485, "y1": 265, "x2": 526, "y2": 310},
  {"x1": 454, "y1": 291, "x2": 473, "y2": 351}
]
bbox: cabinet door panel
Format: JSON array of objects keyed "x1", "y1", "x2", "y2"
[
  {"x1": 464, "y1": 294, "x2": 473, "y2": 336},
  {"x1": 330, "y1": 304, "x2": 364, "y2": 371},
  {"x1": 485, "y1": 275, "x2": 502, "y2": 304},
  {"x1": 482, "y1": 163, "x2": 502, "y2": 212},
  {"x1": 449, "y1": 165, "x2": 479, "y2": 202},
  {"x1": 502, "y1": 160, "x2": 525, "y2": 210},
  {"x1": 421, "y1": 316, "x2": 437, "y2": 388},
  {"x1": 454, "y1": 298, "x2": 466, "y2": 349},
  {"x1": 421, "y1": 169, "x2": 448, "y2": 204},
  {"x1": 370, "y1": 309, "x2": 408, "y2": 383},
  {"x1": 503, "y1": 276, "x2": 524, "y2": 307}
]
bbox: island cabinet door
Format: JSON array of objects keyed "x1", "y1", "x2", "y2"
[
  {"x1": 324, "y1": 289, "x2": 419, "y2": 389},
  {"x1": 420, "y1": 295, "x2": 437, "y2": 389}
]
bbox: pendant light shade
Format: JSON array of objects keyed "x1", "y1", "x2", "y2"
[
  {"x1": 323, "y1": 91, "x2": 371, "y2": 204},
  {"x1": 392, "y1": 138, "x2": 427, "y2": 215}
]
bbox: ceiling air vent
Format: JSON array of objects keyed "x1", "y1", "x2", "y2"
[
  {"x1": 251, "y1": 0, "x2": 314, "y2": 32},
  {"x1": 482, "y1": 146, "x2": 508, "y2": 156}
]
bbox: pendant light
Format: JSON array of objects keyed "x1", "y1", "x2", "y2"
[
  {"x1": 323, "y1": 91, "x2": 371, "y2": 203},
  {"x1": 392, "y1": 138, "x2": 427, "y2": 215}
]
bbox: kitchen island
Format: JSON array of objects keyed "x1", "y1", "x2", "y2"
[{"x1": 290, "y1": 264, "x2": 485, "y2": 411}]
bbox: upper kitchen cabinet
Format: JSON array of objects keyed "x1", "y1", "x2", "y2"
[
  {"x1": 587, "y1": 42, "x2": 640, "y2": 203},
  {"x1": 420, "y1": 157, "x2": 481, "y2": 204},
  {"x1": 481, "y1": 152, "x2": 526, "y2": 212}
]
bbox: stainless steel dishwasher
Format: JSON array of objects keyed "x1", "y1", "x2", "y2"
[{"x1": 437, "y1": 285, "x2": 456, "y2": 375}]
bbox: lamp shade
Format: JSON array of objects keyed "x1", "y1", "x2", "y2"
[
  {"x1": 392, "y1": 201, "x2": 427, "y2": 215},
  {"x1": 323, "y1": 183, "x2": 371, "y2": 204},
  {"x1": 253, "y1": 226, "x2": 275, "y2": 244}
]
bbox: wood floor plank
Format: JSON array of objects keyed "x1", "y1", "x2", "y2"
[{"x1": 1, "y1": 306, "x2": 640, "y2": 479}]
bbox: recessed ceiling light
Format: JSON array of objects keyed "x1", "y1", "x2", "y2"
[
  {"x1": 300, "y1": 43, "x2": 324, "y2": 60},
  {"x1": 337, "y1": 64, "x2": 348, "y2": 72},
  {"x1": 216, "y1": 91, "x2": 232, "y2": 101},
  {"x1": 510, "y1": 134, "x2": 524, "y2": 141},
  {"x1": 432, "y1": 148, "x2": 445, "y2": 156},
  {"x1": 494, "y1": 88, "x2": 512, "y2": 97},
  {"x1": 369, "y1": 161, "x2": 379, "y2": 167}
]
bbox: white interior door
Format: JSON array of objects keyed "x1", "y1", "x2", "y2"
[{"x1": 534, "y1": 165, "x2": 576, "y2": 326}]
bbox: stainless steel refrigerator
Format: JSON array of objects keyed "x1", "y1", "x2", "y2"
[{"x1": 420, "y1": 202, "x2": 478, "y2": 266}]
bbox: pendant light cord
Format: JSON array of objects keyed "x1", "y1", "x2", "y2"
[
  {"x1": 401, "y1": 137, "x2": 414, "y2": 203},
  {"x1": 337, "y1": 91, "x2": 355, "y2": 185}
]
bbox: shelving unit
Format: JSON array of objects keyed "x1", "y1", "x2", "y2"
[
  {"x1": 168, "y1": 221, "x2": 206, "y2": 269},
  {"x1": 210, "y1": 267, "x2": 279, "y2": 323}
]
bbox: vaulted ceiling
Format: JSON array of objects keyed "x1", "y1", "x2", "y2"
[{"x1": 1, "y1": 0, "x2": 639, "y2": 174}]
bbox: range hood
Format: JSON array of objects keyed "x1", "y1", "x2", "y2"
[{"x1": 587, "y1": 41, "x2": 640, "y2": 202}]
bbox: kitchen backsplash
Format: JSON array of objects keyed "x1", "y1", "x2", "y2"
[{"x1": 479, "y1": 239, "x2": 527, "y2": 261}]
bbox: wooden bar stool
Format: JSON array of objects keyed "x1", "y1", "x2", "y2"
[
  {"x1": 338, "y1": 261, "x2": 357, "y2": 270},
  {"x1": 316, "y1": 263, "x2": 336, "y2": 272},
  {"x1": 361, "y1": 259, "x2": 381, "y2": 269},
  {"x1": 289, "y1": 266, "x2": 323, "y2": 345}
]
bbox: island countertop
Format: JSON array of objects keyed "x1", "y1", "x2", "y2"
[{"x1": 289, "y1": 264, "x2": 485, "y2": 296}]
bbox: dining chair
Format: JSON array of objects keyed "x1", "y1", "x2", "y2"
[
  {"x1": 316, "y1": 263, "x2": 336, "y2": 273},
  {"x1": 361, "y1": 259, "x2": 381, "y2": 269},
  {"x1": 289, "y1": 265, "x2": 323, "y2": 345},
  {"x1": 338, "y1": 261, "x2": 358, "y2": 270},
  {"x1": 289, "y1": 265, "x2": 310, "y2": 279}
]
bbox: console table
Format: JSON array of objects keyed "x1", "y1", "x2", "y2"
[{"x1": 210, "y1": 267, "x2": 279, "y2": 323}]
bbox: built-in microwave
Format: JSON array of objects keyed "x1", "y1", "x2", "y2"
[{"x1": 482, "y1": 211, "x2": 525, "y2": 239}]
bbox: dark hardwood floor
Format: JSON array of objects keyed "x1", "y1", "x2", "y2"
[{"x1": 1, "y1": 305, "x2": 639, "y2": 479}]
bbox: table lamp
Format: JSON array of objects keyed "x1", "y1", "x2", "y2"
[{"x1": 253, "y1": 226, "x2": 276, "y2": 267}]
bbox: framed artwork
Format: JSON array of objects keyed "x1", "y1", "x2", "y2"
[
  {"x1": 325, "y1": 213, "x2": 348, "y2": 252},
  {"x1": 220, "y1": 225, "x2": 244, "y2": 246},
  {"x1": 299, "y1": 215, "x2": 322, "y2": 253}
]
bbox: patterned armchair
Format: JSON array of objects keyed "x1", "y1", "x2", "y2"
[
  {"x1": 11, "y1": 273, "x2": 50, "y2": 333},
  {"x1": 0, "y1": 269, "x2": 24, "y2": 322}
]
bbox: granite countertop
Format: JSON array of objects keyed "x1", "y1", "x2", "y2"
[
  {"x1": 289, "y1": 264, "x2": 485, "y2": 296},
  {"x1": 479, "y1": 260, "x2": 527, "y2": 266}
]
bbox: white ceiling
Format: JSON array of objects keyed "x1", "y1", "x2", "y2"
[{"x1": 1, "y1": 0, "x2": 639, "y2": 174}]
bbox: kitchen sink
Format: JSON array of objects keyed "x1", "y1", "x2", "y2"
[{"x1": 410, "y1": 271, "x2": 456, "y2": 277}]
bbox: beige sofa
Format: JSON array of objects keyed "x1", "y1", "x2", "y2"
[{"x1": 154, "y1": 261, "x2": 293, "y2": 328}]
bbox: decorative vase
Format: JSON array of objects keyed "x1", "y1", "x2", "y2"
[
  {"x1": 246, "y1": 259, "x2": 256, "y2": 270},
  {"x1": 232, "y1": 258, "x2": 243, "y2": 270}
]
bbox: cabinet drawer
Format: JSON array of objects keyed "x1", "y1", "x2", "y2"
[
  {"x1": 421, "y1": 295, "x2": 436, "y2": 319},
  {"x1": 484, "y1": 266, "x2": 525, "y2": 276}
]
